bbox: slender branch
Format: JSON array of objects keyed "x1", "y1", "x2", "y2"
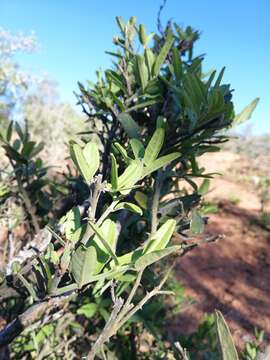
[
  {"x1": 87, "y1": 269, "x2": 171, "y2": 359},
  {"x1": 116, "y1": 269, "x2": 144, "y2": 323},
  {"x1": 117, "y1": 270, "x2": 170, "y2": 329},
  {"x1": 151, "y1": 171, "x2": 162, "y2": 235},
  {"x1": 96, "y1": 200, "x2": 119, "y2": 226},
  {"x1": 0, "y1": 295, "x2": 71, "y2": 347},
  {"x1": 174, "y1": 342, "x2": 189, "y2": 360},
  {"x1": 89, "y1": 175, "x2": 103, "y2": 220},
  {"x1": 87, "y1": 297, "x2": 124, "y2": 360}
]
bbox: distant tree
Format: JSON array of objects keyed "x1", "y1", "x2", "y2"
[
  {"x1": 0, "y1": 27, "x2": 37, "y2": 122},
  {"x1": 0, "y1": 27, "x2": 86, "y2": 164},
  {"x1": 23, "y1": 79, "x2": 86, "y2": 165}
]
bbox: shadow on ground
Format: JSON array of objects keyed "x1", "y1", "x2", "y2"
[{"x1": 170, "y1": 201, "x2": 270, "y2": 349}]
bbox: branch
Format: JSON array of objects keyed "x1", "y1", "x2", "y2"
[
  {"x1": 87, "y1": 269, "x2": 171, "y2": 359},
  {"x1": 174, "y1": 342, "x2": 189, "y2": 360},
  {"x1": 0, "y1": 295, "x2": 71, "y2": 348},
  {"x1": 87, "y1": 297, "x2": 124, "y2": 360},
  {"x1": 151, "y1": 171, "x2": 163, "y2": 235}
]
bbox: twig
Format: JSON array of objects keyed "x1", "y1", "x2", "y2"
[
  {"x1": 117, "y1": 270, "x2": 170, "y2": 329},
  {"x1": 157, "y1": 0, "x2": 168, "y2": 35},
  {"x1": 0, "y1": 295, "x2": 71, "y2": 347},
  {"x1": 116, "y1": 269, "x2": 144, "y2": 322},
  {"x1": 151, "y1": 171, "x2": 162, "y2": 235},
  {"x1": 174, "y1": 341, "x2": 189, "y2": 360},
  {"x1": 89, "y1": 175, "x2": 104, "y2": 220},
  {"x1": 87, "y1": 297, "x2": 124, "y2": 360}
]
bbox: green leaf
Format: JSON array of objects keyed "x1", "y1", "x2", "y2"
[
  {"x1": 156, "y1": 116, "x2": 166, "y2": 129},
  {"x1": 233, "y1": 98, "x2": 259, "y2": 125},
  {"x1": 130, "y1": 138, "x2": 145, "y2": 159},
  {"x1": 60, "y1": 243, "x2": 72, "y2": 272},
  {"x1": 118, "y1": 159, "x2": 143, "y2": 190},
  {"x1": 63, "y1": 207, "x2": 81, "y2": 242},
  {"x1": 198, "y1": 179, "x2": 210, "y2": 195},
  {"x1": 15, "y1": 122, "x2": 25, "y2": 142},
  {"x1": 70, "y1": 142, "x2": 98, "y2": 183},
  {"x1": 172, "y1": 47, "x2": 182, "y2": 81},
  {"x1": 214, "y1": 67, "x2": 225, "y2": 88},
  {"x1": 115, "y1": 249, "x2": 143, "y2": 267},
  {"x1": 144, "y1": 48, "x2": 155, "y2": 76},
  {"x1": 127, "y1": 98, "x2": 160, "y2": 112},
  {"x1": 116, "y1": 16, "x2": 126, "y2": 34},
  {"x1": 144, "y1": 128, "x2": 165, "y2": 166},
  {"x1": 134, "y1": 191, "x2": 148, "y2": 209},
  {"x1": 153, "y1": 28, "x2": 174, "y2": 76},
  {"x1": 206, "y1": 70, "x2": 216, "y2": 89},
  {"x1": 136, "y1": 54, "x2": 148, "y2": 91},
  {"x1": 29, "y1": 141, "x2": 44, "y2": 158},
  {"x1": 17, "y1": 274, "x2": 37, "y2": 299},
  {"x1": 142, "y1": 152, "x2": 180, "y2": 177},
  {"x1": 113, "y1": 142, "x2": 131, "y2": 164},
  {"x1": 215, "y1": 310, "x2": 239, "y2": 360},
  {"x1": 110, "y1": 153, "x2": 118, "y2": 190},
  {"x1": 135, "y1": 245, "x2": 181, "y2": 270},
  {"x1": 190, "y1": 211, "x2": 204, "y2": 234},
  {"x1": 88, "y1": 220, "x2": 119, "y2": 265},
  {"x1": 3, "y1": 145, "x2": 26, "y2": 163},
  {"x1": 71, "y1": 245, "x2": 97, "y2": 288},
  {"x1": 143, "y1": 219, "x2": 176, "y2": 254},
  {"x1": 77, "y1": 303, "x2": 98, "y2": 318},
  {"x1": 138, "y1": 24, "x2": 147, "y2": 46},
  {"x1": 6, "y1": 121, "x2": 13, "y2": 142},
  {"x1": 83, "y1": 141, "x2": 100, "y2": 177},
  {"x1": 21, "y1": 141, "x2": 36, "y2": 158},
  {"x1": 114, "y1": 202, "x2": 143, "y2": 215},
  {"x1": 51, "y1": 283, "x2": 78, "y2": 296},
  {"x1": 117, "y1": 113, "x2": 141, "y2": 139}
]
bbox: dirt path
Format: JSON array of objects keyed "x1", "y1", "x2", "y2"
[{"x1": 171, "y1": 201, "x2": 270, "y2": 349}]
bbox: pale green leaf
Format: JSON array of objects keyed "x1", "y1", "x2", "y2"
[
  {"x1": 118, "y1": 159, "x2": 143, "y2": 190},
  {"x1": 83, "y1": 141, "x2": 100, "y2": 177},
  {"x1": 88, "y1": 220, "x2": 118, "y2": 265},
  {"x1": 233, "y1": 98, "x2": 259, "y2": 125},
  {"x1": 77, "y1": 303, "x2": 98, "y2": 318},
  {"x1": 215, "y1": 310, "x2": 239, "y2": 360},
  {"x1": 190, "y1": 211, "x2": 204, "y2": 234},
  {"x1": 214, "y1": 67, "x2": 225, "y2": 88},
  {"x1": 134, "y1": 191, "x2": 148, "y2": 209},
  {"x1": 198, "y1": 179, "x2": 210, "y2": 195},
  {"x1": 71, "y1": 245, "x2": 97, "y2": 288},
  {"x1": 117, "y1": 113, "x2": 141, "y2": 139},
  {"x1": 142, "y1": 152, "x2": 180, "y2": 177},
  {"x1": 70, "y1": 142, "x2": 98, "y2": 183},
  {"x1": 130, "y1": 138, "x2": 145, "y2": 159},
  {"x1": 143, "y1": 219, "x2": 176, "y2": 254},
  {"x1": 144, "y1": 128, "x2": 165, "y2": 166},
  {"x1": 114, "y1": 202, "x2": 143, "y2": 215},
  {"x1": 110, "y1": 153, "x2": 118, "y2": 190},
  {"x1": 135, "y1": 245, "x2": 181, "y2": 270},
  {"x1": 172, "y1": 47, "x2": 182, "y2": 81},
  {"x1": 136, "y1": 55, "x2": 149, "y2": 91},
  {"x1": 153, "y1": 28, "x2": 174, "y2": 76},
  {"x1": 138, "y1": 24, "x2": 147, "y2": 46}
]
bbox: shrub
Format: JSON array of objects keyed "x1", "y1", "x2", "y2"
[{"x1": 0, "y1": 15, "x2": 263, "y2": 359}]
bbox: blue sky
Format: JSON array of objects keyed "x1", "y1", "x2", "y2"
[{"x1": 1, "y1": 0, "x2": 269, "y2": 134}]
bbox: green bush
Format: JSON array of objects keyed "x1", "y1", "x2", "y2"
[{"x1": 0, "y1": 14, "x2": 264, "y2": 360}]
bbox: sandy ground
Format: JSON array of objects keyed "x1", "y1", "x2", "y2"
[{"x1": 169, "y1": 151, "x2": 270, "y2": 349}]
